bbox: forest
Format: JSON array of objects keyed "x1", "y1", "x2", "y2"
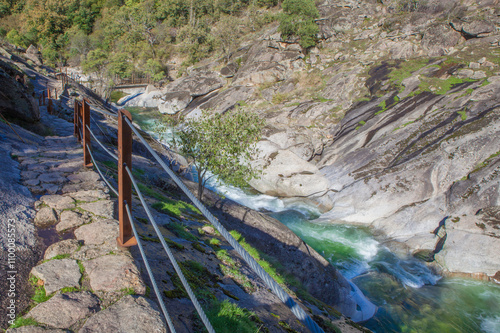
[{"x1": 0, "y1": 0, "x2": 319, "y2": 84}]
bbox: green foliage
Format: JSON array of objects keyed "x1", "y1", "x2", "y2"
[
  {"x1": 60, "y1": 286, "x2": 80, "y2": 293},
  {"x1": 6, "y1": 29, "x2": 30, "y2": 47},
  {"x1": 229, "y1": 230, "x2": 285, "y2": 285},
  {"x1": 110, "y1": 90, "x2": 129, "y2": 104},
  {"x1": 28, "y1": 275, "x2": 53, "y2": 304},
  {"x1": 279, "y1": 0, "x2": 319, "y2": 49},
  {"x1": 457, "y1": 109, "x2": 467, "y2": 121},
  {"x1": 205, "y1": 300, "x2": 258, "y2": 333},
  {"x1": 9, "y1": 317, "x2": 40, "y2": 329},
  {"x1": 82, "y1": 48, "x2": 108, "y2": 75},
  {"x1": 145, "y1": 59, "x2": 166, "y2": 81},
  {"x1": 152, "y1": 198, "x2": 201, "y2": 219},
  {"x1": 176, "y1": 109, "x2": 265, "y2": 201}
]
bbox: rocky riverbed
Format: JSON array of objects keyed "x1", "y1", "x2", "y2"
[{"x1": 117, "y1": 0, "x2": 500, "y2": 281}]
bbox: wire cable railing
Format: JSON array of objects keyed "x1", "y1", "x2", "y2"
[
  {"x1": 85, "y1": 124, "x2": 119, "y2": 161},
  {"x1": 124, "y1": 202, "x2": 177, "y2": 333},
  {"x1": 125, "y1": 165, "x2": 215, "y2": 333},
  {"x1": 123, "y1": 116, "x2": 325, "y2": 333},
  {"x1": 73, "y1": 97, "x2": 326, "y2": 333},
  {"x1": 86, "y1": 139, "x2": 119, "y2": 197}
]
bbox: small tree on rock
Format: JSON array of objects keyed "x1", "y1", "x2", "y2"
[
  {"x1": 177, "y1": 109, "x2": 265, "y2": 201},
  {"x1": 278, "y1": 0, "x2": 319, "y2": 49}
]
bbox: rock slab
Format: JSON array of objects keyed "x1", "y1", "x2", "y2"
[
  {"x1": 31, "y1": 259, "x2": 81, "y2": 294},
  {"x1": 82, "y1": 255, "x2": 145, "y2": 294},
  {"x1": 27, "y1": 291, "x2": 100, "y2": 328},
  {"x1": 78, "y1": 295, "x2": 166, "y2": 333}
]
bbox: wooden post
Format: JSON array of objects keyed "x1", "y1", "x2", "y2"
[
  {"x1": 117, "y1": 109, "x2": 137, "y2": 248},
  {"x1": 82, "y1": 99, "x2": 92, "y2": 168}
]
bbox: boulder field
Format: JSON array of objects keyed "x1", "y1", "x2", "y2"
[{"x1": 122, "y1": 0, "x2": 500, "y2": 279}]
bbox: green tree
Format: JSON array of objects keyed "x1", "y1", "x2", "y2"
[
  {"x1": 176, "y1": 109, "x2": 265, "y2": 201},
  {"x1": 278, "y1": 0, "x2": 319, "y2": 49}
]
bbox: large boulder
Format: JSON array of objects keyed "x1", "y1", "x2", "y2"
[
  {"x1": 249, "y1": 148, "x2": 330, "y2": 198},
  {"x1": 0, "y1": 60, "x2": 40, "y2": 123},
  {"x1": 25, "y1": 45, "x2": 43, "y2": 66}
]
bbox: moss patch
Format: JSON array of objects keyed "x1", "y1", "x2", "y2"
[{"x1": 152, "y1": 199, "x2": 201, "y2": 219}]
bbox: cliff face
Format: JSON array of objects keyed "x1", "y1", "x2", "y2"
[
  {"x1": 121, "y1": 0, "x2": 500, "y2": 278},
  {"x1": 0, "y1": 59, "x2": 40, "y2": 123}
]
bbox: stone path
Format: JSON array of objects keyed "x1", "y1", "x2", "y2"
[{"x1": 7, "y1": 133, "x2": 166, "y2": 332}]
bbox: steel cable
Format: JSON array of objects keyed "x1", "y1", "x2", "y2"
[
  {"x1": 84, "y1": 139, "x2": 119, "y2": 197},
  {"x1": 85, "y1": 124, "x2": 119, "y2": 161},
  {"x1": 90, "y1": 114, "x2": 116, "y2": 146},
  {"x1": 124, "y1": 165, "x2": 216, "y2": 333},
  {"x1": 123, "y1": 116, "x2": 324, "y2": 333},
  {"x1": 124, "y1": 202, "x2": 177, "y2": 333}
]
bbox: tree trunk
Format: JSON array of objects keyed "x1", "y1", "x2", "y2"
[{"x1": 197, "y1": 172, "x2": 204, "y2": 202}]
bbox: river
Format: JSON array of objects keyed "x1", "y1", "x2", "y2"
[{"x1": 130, "y1": 107, "x2": 500, "y2": 333}]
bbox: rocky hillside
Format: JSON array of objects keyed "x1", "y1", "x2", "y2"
[
  {"x1": 121, "y1": 0, "x2": 500, "y2": 280},
  {"x1": 0, "y1": 49, "x2": 374, "y2": 332}
]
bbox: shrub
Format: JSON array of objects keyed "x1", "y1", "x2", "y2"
[{"x1": 278, "y1": 0, "x2": 319, "y2": 49}]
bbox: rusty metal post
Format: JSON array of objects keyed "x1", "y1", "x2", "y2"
[
  {"x1": 47, "y1": 89, "x2": 53, "y2": 114},
  {"x1": 76, "y1": 101, "x2": 82, "y2": 143},
  {"x1": 117, "y1": 109, "x2": 137, "y2": 247},
  {"x1": 74, "y1": 99, "x2": 78, "y2": 138},
  {"x1": 82, "y1": 99, "x2": 92, "y2": 168}
]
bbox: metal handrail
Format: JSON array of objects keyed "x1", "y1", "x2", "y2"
[
  {"x1": 124, "y1": 202, "x2": 177, "y2": 333},
  {"x1": 125, "y1": 165, "x2": 215, "y2": 333}
]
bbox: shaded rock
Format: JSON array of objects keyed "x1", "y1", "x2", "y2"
[
  {"x1": 34, "y1": 207, "x2": 58, "y2": 228},
  {"x1": 451, "y1": 19, "x2": 496, "y2": 38},
  {"x1": 41, "y1": 183, "x2": 60, "y2": 194},
  {"x1": 40, "y1": 195, "x2": 75, "y2": 210},
  {"x1": 82, "y1": 255, "x2": 145, "y2": 294},
  {"x1": 0, "y1": 60, "x2": 40, "y2": 122},
  {"x1": 44, "y1": 239, "x2": 81, "y2": 260},
  {"x1": 38, "y1": 172, "x2": 67, "y2": 184},
  {"x1": 23, "y1": 178, "x2": 40, "y2": 187},
  {"x1": 74, "y1": 219, "x2": 118, "y2": 245},
  {"x1": 57, "y1": 210, "x2": 89, "y2": 232},
  {"x1": 78, "y1": 200, "x2": 115, "y2": 219},
  {"x1": 51, "y1": 160, "x2": 83, "y2": 173},
  {"x1": 167, "y1": 70, "x2": 224, "y2": 97},
  {"x1": 220, "y1": 62, "x2": 238, "y2": 78},
  {"x1": 68, "y1": 190, "x2": 109, "y2": 203},
  {"x1": 78, "y1": 295, "x2": 165, "y2": 333},
  {"x1": 26, "y1": 45, "x2": 43, "y2": 66},
  {"x1": 27, "y1": 291, "x2": 100, "y2": 328},
  {"x1": 31, "y1": 259, "x2": 81, "y2": 294},
  {"x1": 67, "y1": 171, "x2": 100, "y2": 183},
  {"x1": 158, "y1": 90, "x2": 192, "y2": 115},
  {"x1": 61, "y1": 181, "x2": 107, "y2": 194}
]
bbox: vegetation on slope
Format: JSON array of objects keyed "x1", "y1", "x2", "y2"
[{"x1": 0, "y1": 0, "x2": 319, "y2": 82}]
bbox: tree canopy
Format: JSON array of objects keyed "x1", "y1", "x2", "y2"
[
  {"x1": 175, "y1": 109, "x2": 265, "y2": 201},
  {"x1": 278, "y1": 0, "x2": 319, "y2": 49}
]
